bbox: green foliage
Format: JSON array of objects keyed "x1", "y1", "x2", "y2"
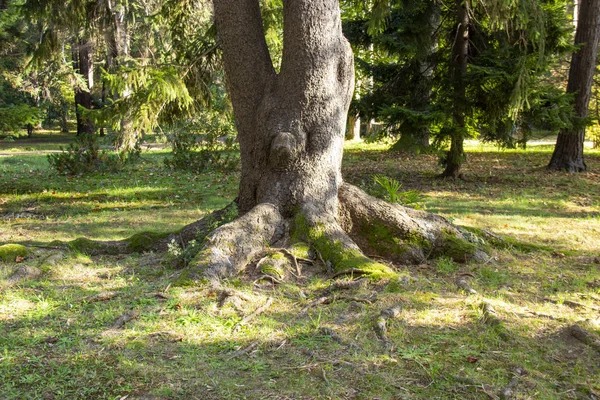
[
  {"x1": 164, "y1": 111, "x2": 239, "y2": 173},
  {"x1": 373, "y1": 174, "x2": 423, "y2": 208},
  {"x1": 0, "y1": 104, "x2": 42, "y2": 135},
  {"x1": 47, "y1": 134, "x2": 124, "y2": 175}
]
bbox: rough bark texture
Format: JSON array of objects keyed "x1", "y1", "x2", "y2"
[
  {"x1": 440, "y1": 0, "x2": 469, "y2": 178},
  {"x1": 72, "y1": 37, "x2": 95, "y2": 136},
  {"x1": 548, "y1": 0, "x2": 600, "y2": 172},
  {"x1": 215, "y1": 0, "x2": 354, "y2": 217}
]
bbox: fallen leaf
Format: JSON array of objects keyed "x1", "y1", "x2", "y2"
[
  {"x1": 466, "y1": 356, "x2": 479, "y2": 363},
  {"x1": 15, "y1": 256, "x2": 24, "y2": 263}
]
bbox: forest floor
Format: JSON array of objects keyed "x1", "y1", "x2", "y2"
[{"x1": 1, "y1": 133, "x2": 599, "y2": 399}]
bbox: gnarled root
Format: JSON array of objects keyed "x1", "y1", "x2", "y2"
[
  {"x1": 190, "y1": 203, "x2": 286, "y2": 279},
  {"x1": 338, "y1": 183, "x2": 487, "y2": 263}
]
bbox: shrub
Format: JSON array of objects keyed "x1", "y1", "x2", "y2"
[
  {"x1": 164, "y1": 112, "x2": 239, "y2": 173},
  {"x1": 47, "y1": 134, "x2": 124, "y2": 175}
]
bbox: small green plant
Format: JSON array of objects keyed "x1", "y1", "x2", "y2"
[
  {"x1": 166, "y1": 238, "x2": 202, "y2": 268},
  {"x1": 373, "y1": 175, "x2": 423, "y2": 208},
  {"x1": 374, "y1": 174, "x2": 403, "y2": 203},
  {"x1": 164, "y1": 112, "x2": 239, "y2": 173},
  {"x1": 47, "y1": 134, "x2": 124, "y2": 175}
]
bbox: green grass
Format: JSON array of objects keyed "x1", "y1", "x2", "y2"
[{"x1": 1, "y1": 134, "x2": 599, "y2": 399}]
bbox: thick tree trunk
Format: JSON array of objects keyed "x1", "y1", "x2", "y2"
[
  {"x1": 72, "y1": 38, "x2": 95, "y2": 136},
  {"x1": 179, "y1": 0, "x2": 483, "y2": 279},
  {"x1": 440, "y1": 0, "x2": 469, "y2": 178},
  {"x1": 215, "y1": 0, "x2": 354, "y2": 217},
  {"x1": 548, "y1": 0, "x2": 600, "y2": 172}
]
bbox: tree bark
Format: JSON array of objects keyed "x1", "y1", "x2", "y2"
[
  {"x1": 440, "y1": 0, "x2": 469, "y2": 178},
  {"x1": 179, "y1": 0, "x2": 483, "y2": 279},
  {"x1": 72, "y1": 37, "x2": 95, "y2": 136},
  {"x1": 215, "y1": 0, "x2": 354, "y2": 217},
  {"x1": 548, "y1": 0, "x2": 600, "y2": 172}
]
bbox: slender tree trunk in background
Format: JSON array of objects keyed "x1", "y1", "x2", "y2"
[
  {"x1": 548, "y1": 0, "x2": 600, "y2": 172},
  {"x1": 441, "y1": 0, "x2": 469, "y2": 178},
  {"x1": 72, "y1": 38, "x2": 95, "y2": 136},
  {"x1": 348, "y1": 115, "x2": 361, "y2": 141}
]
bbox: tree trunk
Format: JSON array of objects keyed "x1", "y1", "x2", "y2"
[
  {"x1": 59, "y1": 0, "x2": 486, "y2": 280},
  {"x1": 178, "y1": 0, "x2": 484, "y2": 279},
  {"x1": 548, "y1": 0, "x2": 600, "y2": 172},
  {"x1": 72, "y1": 38, "x2": 95, "y2": 136},
  {"x1": 440, "y1": 0, "x2": 469, "y2": 178},
  {"x1": 347, "y1": 115, "x2": 361, "y2": 141},
  {"x1": 215, "y1": 0, "x2": 354, "y2": 218}
]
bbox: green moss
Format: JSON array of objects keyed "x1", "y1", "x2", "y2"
[
  {"x1": 172, "y1": 269, "x2": 197, "y2": 287},
  {"x1": 290, "y1": 242, "x2": 310, "y2": 259},
  {"x1": 259, "y1": 262, "x2": 285, "y2": 279},
  {"x1": 438, "y1": 230, "x2": 478, "y2": 262},
  {"x1": 290, "y1": 214, "x2": 397, "y2": 280},
  {"x1": 0, "y1": 244, "x2": 29, "y2": 262},
  {"x1": 67, "y1": 238, "x2": 113, "y2": 254},
  {"x1": 359, "y1": 220, "x2": 429, "y2": 258},
  {"x1": 125, "y1": 231, "x2": 171, "y2": 253}
]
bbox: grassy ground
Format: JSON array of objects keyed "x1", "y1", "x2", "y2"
[{"x1": 1, "y1": 133, "x2": 599, "y2": 399}]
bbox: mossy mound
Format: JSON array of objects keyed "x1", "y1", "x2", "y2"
[
  {"x1": 0, "y1": 244, "x2": 30, "y2": 262},
  {"x1": 125, "y1": 231, "x2": 171, "y2": 253}
]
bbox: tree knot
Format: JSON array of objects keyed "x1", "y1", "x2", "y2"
[{"x1": 270, "y1": 131, "x2": 300, "y2": 170}]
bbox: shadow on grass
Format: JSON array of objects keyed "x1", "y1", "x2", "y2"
[{"x1": 1, "y1": 247, "x2": 599, "y2": 399}]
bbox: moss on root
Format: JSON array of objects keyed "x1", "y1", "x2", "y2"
[
  {"x1": 292, "y1": 214, "x2": 398, "y2": 280},
  {"x1": 124, "y1": 231, "x2": 171, "y2": 253},
  {"x1": 0, "y1": 244, "x2": 30, "y2": 262},
  {"x1": 437, "y1": 230, "x2": 479, "y2": 262},
  {"x1": 358, "y1": 220, "x2": 430, "y2": 260}
]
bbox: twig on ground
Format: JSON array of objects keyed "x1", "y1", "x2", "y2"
[
  {"x1": 253, "y1": 275, "x2": 284, "y2": 285},
  {"x1": 452, "y1": 376, "x2": 499, "y2": 400},
  {"x1": 85, "y1": 291, "x2": 118, "y2": 303},
  {"x1": 226, "y1": 340, "x2": 260, "y2": 360},
  {"x1": 300, "y1": 296, "x2": 333, "y2": 314},
  {"x1": 321, "y1": 278, "x2": 367, "y2": 296},
  {"x1": 374, "y1": 305, "x2": 402, "y2": 348},
  {"x1": 233, "y1": 297, "x2": 273, "y2": 331}
]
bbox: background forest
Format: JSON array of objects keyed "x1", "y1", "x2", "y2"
[{"x1": 1, "y1": 0, "x2": 599, "y2": 399}]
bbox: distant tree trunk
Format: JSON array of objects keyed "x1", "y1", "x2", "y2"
[
  {"x1": 72, "y1": 38, "x2": 95, "y2": 136},
  {"x1": 26, "y1": 124, "x2": 34, "y2": 137},
  {"x1": 440, "y1": 0, "x2": 469, "y2": 178},
  {"x1": 548, "y1": 0, "x2": 600, "y2": 172},
  {"x1": 347, "y1": 115, "x2": 361, "y2": 141}
]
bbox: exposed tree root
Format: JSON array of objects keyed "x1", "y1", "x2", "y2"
[
  {"x1": 452, "y1": 366, "x2": 526, "y2": 400},
  {"x1": 456, "y1": 275, "x2": 478, "y2": 295},
  {"x1": 217, "y1": 288, "x2": 252, "y2": 308},
  {"x1": 481, "y1": 302, "x2": 511, "y2": 341},
  {"x1": 569, "y1": 325, "x2": 600, "y2": 352},
  {"x1": 374, "y1": 305, "x2": 402, "y2": 348},
  {"x1": 499, "y1": 367, "x2": 526, "y2": 400},
  {"x1": 35, "y1": 183, "x2": 487, "y2": 283}
]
